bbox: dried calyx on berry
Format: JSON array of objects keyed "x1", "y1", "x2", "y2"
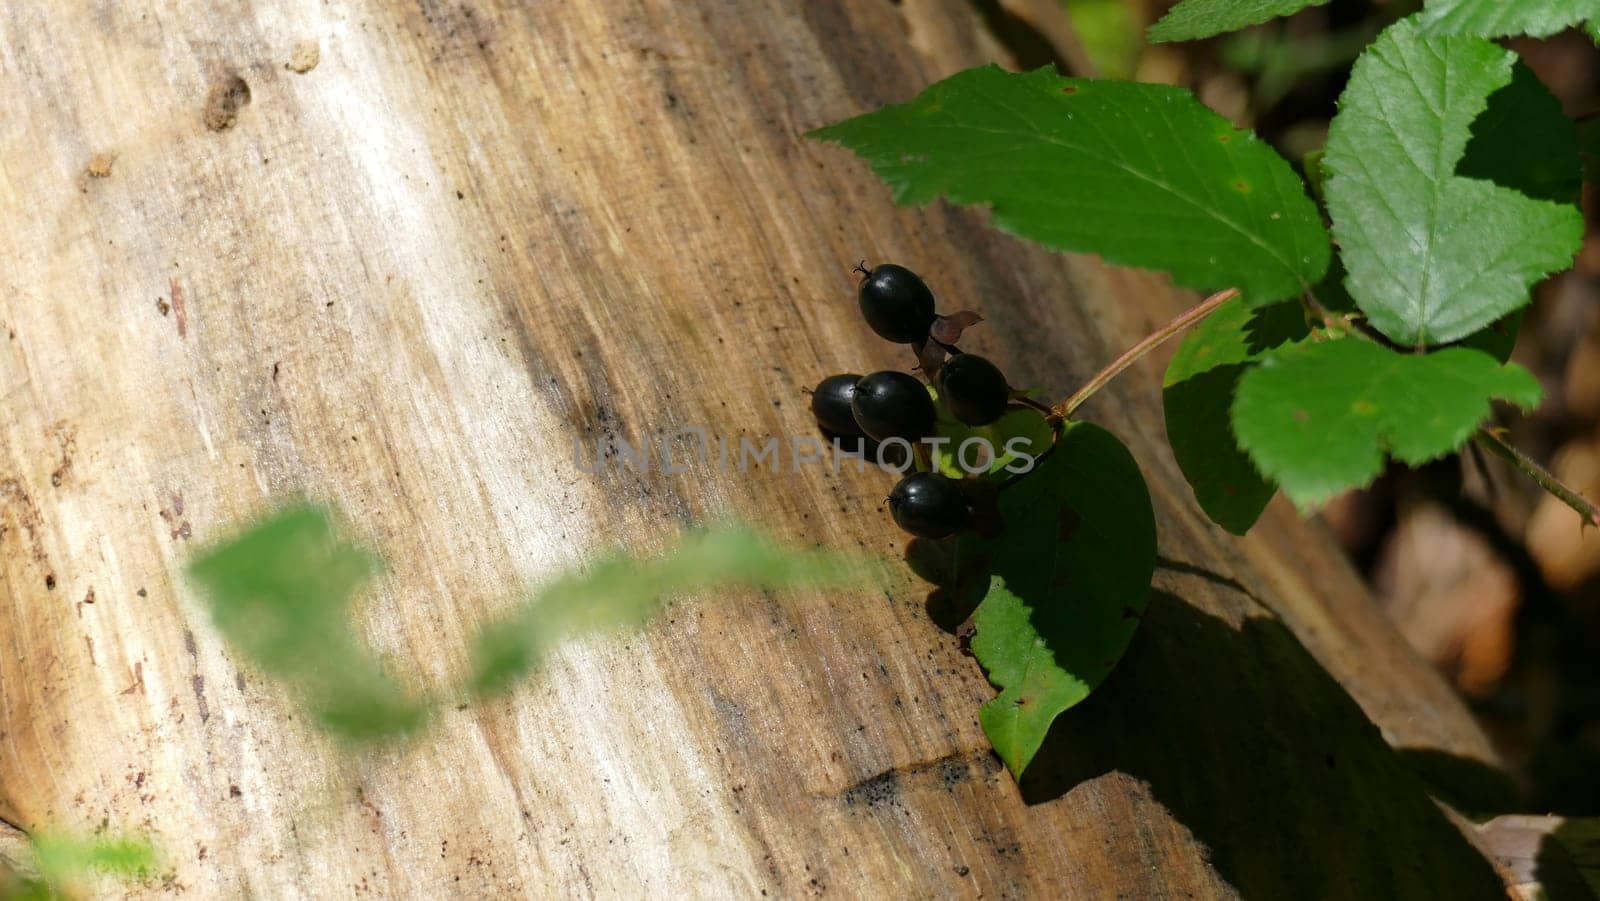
[{"x1": 854, "y1": 262, "x2": 983, "y2": 366}]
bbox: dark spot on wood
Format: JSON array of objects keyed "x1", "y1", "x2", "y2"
[
  {"x1": 203, "y1": 74, "x2": 251, "y2": 132},
  {"x1": 841, "y1": 769, "x2": 901, "y2": 809},
  {"x1": 169, "y1": 278, "x2": 187, "y2": 338},
  {"x1": 192, "y1": 675, "x2": 209, "y2": 722}
]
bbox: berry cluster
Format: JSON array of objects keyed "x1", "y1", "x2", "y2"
[{"x1": 811, "y1": 263, "x2": 1035, "y2": 540}]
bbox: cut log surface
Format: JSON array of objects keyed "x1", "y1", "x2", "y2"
[{"x1": 0, "y1": 2, "x2": 1510, "y2": 897}]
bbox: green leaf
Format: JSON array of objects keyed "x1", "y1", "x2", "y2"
[
  {"x1": 1065, "y1": 0, "x2": 1144, "y2": 79},
  {"x1": 1457, "y1": 312, "x2": 1523, "y2": 363},
  {"x1": 929, "y1": 387, "x2": 1053, "y2": 479},
  {"x1": 10, "y1": 831, "x2": 159, "y2": 898},
  {"x1": 1420, "y1": 0, "x2": 1600, "y2": 38},
  {"x1": 1232, "y1": 339, "x2": 1542, "y2": 509},
  {"x1": 190, "y1": 504, "x2": 871, "y2": 738},
  {"x1": 1150, "y1": 0, "x2": 1330, "y2": 43},
  {"x1": 1458, "y1": 62, "x2": 1582, "y2": 205},
  {"x1": 809, "y1": 65, "x2": 1330, "y2": 306},
  {"x1": 468, "y1": 526, "x2": 868, "y2": 695},
  {"x1": 961, "y1": 422, "x2": 1155, "y2": 778},
  {"x1": 188, "y1": 502, "x2": 430, "y2": 742},
  {"x1": 1163, "y1": 296, "x2": 1308, "y2": 533},
  {"x1": 29, "y1": 833, "x2": 157, "y2": 883},
  {"x1": 1323, "y1": 19, "x2": 1584, "y2": 346}
]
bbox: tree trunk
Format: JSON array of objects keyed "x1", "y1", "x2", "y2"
[{"x1": 0, "y1": 1, "x2": 1515, "y2": 896}]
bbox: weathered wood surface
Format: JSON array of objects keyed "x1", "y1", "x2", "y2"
[{"x1": 0, "y1": 1, "x2": 1513, "y2": 896}]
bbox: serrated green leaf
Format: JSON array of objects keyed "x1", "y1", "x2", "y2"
[
  {"x1": 1232, "y1": 339, "x2": 1542, "y2": 509},
  {"x1": 810, "y1": 65, "x2": 1330, "y2": 306},
  {"x1": 1150, "y1": 0, "x2": 1329, "y2": 43},
  {"x1": 1420, "y1": 0, "x2": 1600, "y2": 38},
  {"x1": 1163, "y1": 296, "x2": 1308, "y2": 533},
  {"x1": 960, "y1": 423, "x2": 1155, "y2": 778},
  {"x1": 1324, "y1": 19, "x2": 1584, "y2": 347},
  {"x1": 1458, "y1": 62, "x2": 1582, "y2": 205}
]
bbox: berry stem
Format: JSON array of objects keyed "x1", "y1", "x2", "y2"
[
  {"x1": 1010, "y1": 395, "x2": 1056, "y2": 417},
  {"x1": 1473, "y1": 428, "x2": 1599, "y2": 527},
  {"x1": 1052, "y1": 287, "x2": 1241, "y2": 420}
]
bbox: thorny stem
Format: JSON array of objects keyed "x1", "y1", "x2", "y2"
[
  {"x1": 1051, "y1": 287, "x2": 1241, "y2": 420},
  {"x1": 1474, "y1": 429, "x2": 1600, "y2": 528}
]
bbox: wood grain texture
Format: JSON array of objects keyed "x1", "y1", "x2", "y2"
[{"x1": 0, "y1": 1, "x2": 1510, "y2": 896}]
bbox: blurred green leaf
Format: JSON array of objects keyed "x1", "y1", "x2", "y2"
[
  {"x1": 1150, "y1": 0, "x2": 1329, "y2": 43},
  {"x1": 1420, "y1": 0, "x2": 1600, "y2": 38},
  {"x1": 1324, "y1": 18, "x2": 1583, "y2": 346},
  {"x1": 191, "y1": 504, "x2": 873, "y2": 739},
  {"x1": 959, "y1": 422, "x2": 1155, "y2": 778},
  {"x1": 188, "y1": 502, "x2": 429, "y2": 742},
  {"x1": 1063, "y1": 0, "x2": 1144, "y2": 78},
  {"x1": 1163, "y1": 295, "x2": 1307, "y2": 533},
  {"x1": 809, "y1": 65, "x2": 1330, "y2": 307},
  {"x1": 469, "y1": 526, "x2": 871, "y2": 695},
  {"x1": 1232, "y1": 338, "x2": 1542, "y2": 509},
  {"x1": 3, "y1": 831, "x2": 156, "y2": 899}
]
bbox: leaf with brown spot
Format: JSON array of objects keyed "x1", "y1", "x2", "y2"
[{"x1": 957, "y1": 422, "x2": 1155, "y2": 779}]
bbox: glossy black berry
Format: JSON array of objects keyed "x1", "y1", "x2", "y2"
[
  {"x1": 811, "y1": 374, "x2": 864, "y2": 437},
  {"x1": 858, "y1": 264, "x2": 936, "y2": 344},
  {"x1": 888, "y1": 472, "x2": 970, "y2": 539},
  {"x1": 938, "y1": 353, "x2": 1010, "y2": 426},
  {"x1": 851, "y1": 371, "x2": 936, "y2": 443}
]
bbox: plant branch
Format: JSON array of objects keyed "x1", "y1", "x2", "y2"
[
  {"x1": 1053, "y1": 287, "x2": 1240, "y2": 420},
  {"x1": 1473, "y1": 428, "x2": 1599, "y2": 527}
]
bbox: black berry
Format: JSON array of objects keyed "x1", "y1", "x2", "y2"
[
  {"x1": 858, "y1": 264, "x2": 936, "y2": 344},
  {"x1": 888, "y1": 472, "x2": 970, "y2": 539},
  {"x1": 851, "y1": 371, "x2": 936, "y2": 443},
  {"x1": 811, "y1": 374, "x2": 864, "y2": 437},
  {"x1": 938, "y1": 353, "x2": 1010, "y2": 426}
]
